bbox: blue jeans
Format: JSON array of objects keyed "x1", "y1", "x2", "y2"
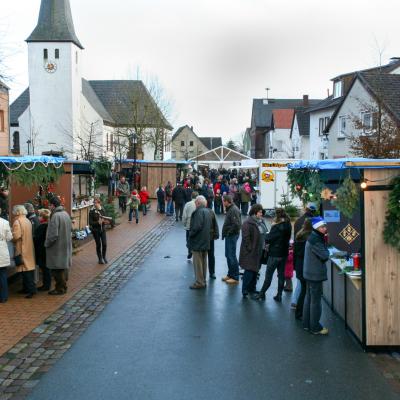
[
  {"x1": 225, "y1": 235, "x2": 239, "y2": 280},
  {"x1": 142, "y1": 204, "x2": 147, "y2": 216},
  {"x1": 0, "y1": 267, "x2": 8, "y2": 302},
  {"x1": 242, "y1": 270, "x2": 257, "y2": 295},
  {"x1": 158, "y1": 200, "x2": 165, "y2": 213},
  {"x1": 129, "y1": 208, "x2": 139, "y2": 222},
  {"x1": 303, "y1": 280, "x2": 323, "y2": 332},
  {"x1": 166, "y1": 200, "x2": 174, "y2": 216}
]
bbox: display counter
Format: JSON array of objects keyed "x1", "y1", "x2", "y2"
[
  {"x1": 71, "y1": 204, "x2": 91, "y2": 230},
  {"x1": 323, "y1": 254, "x2": 362, "y2": 341}
]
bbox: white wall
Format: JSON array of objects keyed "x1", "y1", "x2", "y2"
[
  {"x1": 268, "y1": 128, "x2": 293, "y2": 158},
  {"x1": 27, "y1": 42, "x2": 82, "y2": 156},
  {"x1": 309, "y1": 108, "x2": 335, "y2": 159},
  {"x1": 291, "y1": 117, "x2": 310, "y2": 159},
  {"x1": 327, "y1": 79, "x2": 375, "y2": 158}
]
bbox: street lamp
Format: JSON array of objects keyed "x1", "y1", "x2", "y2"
[
  {"x1": 131, "y1": 132, "x2": 138, "y2": 189},
  {"x1": 27, "y1": 139, "x2": 32, "y2": 155}
]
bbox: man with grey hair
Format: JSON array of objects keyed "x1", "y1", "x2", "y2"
[
  {"x1": 187, "y1": 195, "x2": 212, "y2": 289},
  {"x1": 24, "y1": 203, "x2": 40, "y2": 234},
  {"x1": 182, "y1": 191, "x2": 199, "y2": 260}
]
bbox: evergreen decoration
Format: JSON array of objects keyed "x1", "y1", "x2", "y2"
[
  {"x1": 332, "y1": 174, "x2": 359, "y2": 219},
  {"x1": 278, "y1": 192, "x2": 299, "y2": 218},
  {"x1": 287, "y1": 169, "x2": 324, "y2": 207},
  {"x1": 9, "y1": 164, "x2": 64, "y2": 188},
  {"x1": 383, "y1": 176, "x2": 400, "y2": 252},
  {"x1": 93, "y1": 159, "x2": 111, "y2": 189}
]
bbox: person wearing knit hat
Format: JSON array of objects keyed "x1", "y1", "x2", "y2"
[{"x1": 302, "y1": 215, "x2": 330, "y2": 335}]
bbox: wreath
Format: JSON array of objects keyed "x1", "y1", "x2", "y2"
[{"x1": 332, "y1": 173, "x2": 359, "y2": 219}]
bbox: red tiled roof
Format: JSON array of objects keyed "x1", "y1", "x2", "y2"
[{"x1": 273, "y1": 109, "x2": 295, "y2": 129}]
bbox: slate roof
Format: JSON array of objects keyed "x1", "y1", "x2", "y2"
[
  {"x1": 251, "y1": 98, "x2": 321, "y2": 128},
  {"x1": 10, "y1": 80, "x2": 172, "y2": 130},
  {"x1": 26, "y1": 0, "x2": 83, "y2": 49},
  {"x1": 82, "y1": 79, "x2": 114, "y2": 125},
  {"x1": 305, "y1": 95, "x2": 343, "y2": 113},
  {"x1": 273, "y1": 109, "x2": 295, "y2": 129},
  {"x1": 292, "y1": 107, "x2": 311, "y2": 137},
  {"x1": 87, "y1": 80, "x2": 172, "y2": 130},
  {"x1": 199, "y1": 137, "x2": 222, "y2": 150},
  {"x1": 359, "y1": 72, "x2": 400, "y2": 122},
  {"x1": 172, "y1": 125, "x2": 191, "y2": 141},
  {"x1": 10, "y1": 88, "x2": 30, "y2": 125}
]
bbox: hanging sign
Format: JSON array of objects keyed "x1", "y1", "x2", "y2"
[
  {"x1": 261, "y1": 170, "x2": 275, "y2": 183},
  {"x1": 324, "y1": 210, "x2": 340, "y2": 223}
]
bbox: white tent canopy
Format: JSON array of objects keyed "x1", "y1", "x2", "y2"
[{"x1": 189, "y1": 146, "x2": 254, "y2": 165}]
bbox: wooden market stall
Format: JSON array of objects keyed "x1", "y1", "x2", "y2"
[
  {"x1": 288, "y1": 158, "x2": 400, "y2": 350},
  {"x1": 120, "y1": 160, "x2": 190, "y2": 198}
]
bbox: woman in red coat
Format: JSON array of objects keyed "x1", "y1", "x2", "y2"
[{"x1": 139, "y1": 186, "x2": 149, "y2": 216}]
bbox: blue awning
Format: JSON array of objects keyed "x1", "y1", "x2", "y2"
[
  {"x1": 0, "y1": 156, "x2": 65, "y2": 164},
  {"x1": 288, "y1": 158, "x2": 400, "y2": 170}
]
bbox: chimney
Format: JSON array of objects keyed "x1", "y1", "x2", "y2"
[
  {"x1": 327, "y1": 88, "x2": 330, "y2": 97},
  {"x1": 190, "y1": 126, "x2": 193, "y2": 131},
  {"x1": 303, "y1": 95, "x2": 309, "y2": 107}
]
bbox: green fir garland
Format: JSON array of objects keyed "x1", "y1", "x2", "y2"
[
  {"x1": 9, "y1": 164, "x2": 64, "y2": 188},
  {"x1": 383, "y1": 176, "x2": 400, "y2": 252},
  {"x1": 287, "y1": 169, "x2": 324, "y2": 207}
]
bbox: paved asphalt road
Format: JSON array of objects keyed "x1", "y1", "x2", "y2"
[{"x1": 28, "y1": 219, "x2": 398, "y2": 400}]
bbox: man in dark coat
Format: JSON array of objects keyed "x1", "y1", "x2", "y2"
[
  {"x1": 188, "y1": 196, "x2": 212, "y2": 289},
  {"x1": 207, "y1": 208, "x2": 219, "y2": 279},
  {"x1": 221, "y1": 195, "x2": 242, "y2": 284},
  {"x1": 172, "y1": 183, "x2": 186, "y2": 221},
  {"x1": 303, "y1": 217, "x2": 330, "y2": 335},
  {"x1": 25, "y1": 203, "x2": 40, "y2": 235}
]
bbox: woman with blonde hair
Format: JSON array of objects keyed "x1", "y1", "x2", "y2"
[
  {"x1": 34, "y1": 209, "x2": 51, "y2": 291},
  {"x1": 12, "y1": 205, "x2": 36, "y2": 298}
]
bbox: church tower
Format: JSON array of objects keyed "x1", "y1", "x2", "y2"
[{"x1": 26, "y1": 0, "x2": 83, "y2": 156}]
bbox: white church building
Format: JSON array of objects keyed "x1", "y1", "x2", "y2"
[{"x1": 10, "y1": 0, "x2": 172, "y2": 160}]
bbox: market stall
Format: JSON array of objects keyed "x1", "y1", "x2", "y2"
[
  {"x1": 119, "y1": 160, "x2": 190, "y2": 198},
  {"x1": 288, "y1": 158, "x2": 400, "y2": 350}
]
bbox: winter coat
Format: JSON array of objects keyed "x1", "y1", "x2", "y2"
[
  {"x1": 303, "y1": 230, "x2": 330, "y2": 282},
  {"x1": 117, "y1": 181, "x2": 130, "y2": 197},
  {"x1": 156, "y1": 188, "x2": 165, "y2": 202},
  {"x1": 265, "y1": 220, "x2": 292, "y2": 258},
  {"x1": 240, "y1": 186, "x2": 251, "y2": 203},
  {"x1": 239, "y1": 216, "x2": 264, "y2": 272},
  {"x1": 182, "y1": 200, "x2": 197, "y2": 231},
  {"x1": 213, "y1": 182, "x2": 221, "y2": 195},
  {"x1": 34, "y1": 222, "x2": 48, "y2": 267},
  {"x1": 139, "y1": 190, "x2": 149, "y2": 205},
  {"x1": 129, "y1": 195, "x2": 140, "y2": 210},
  {"x1": 188, "y1": 206, "x2": 212, "y2": 252},
  {"x1": 208, "y1": 209, "x2": 220, "y2": 241},
  {"x1": 222, "y1": 204, "x2": 242, "y2": 239},
  {"x1": 293, "y1": 229, "x2": 311, "y2": 280},
  {"x1": 89, "y1": 207, "x2": 108, "y2": 231},
  {"x1": 172, "y1": 186, "x2": 186, "y2": 205},
  {"x1": 45, "y1": 207, "x2": 72, "y2": 270},
  {"x1": 27, "y1": 213, "x2": 40, "y2": 236},
  {"x1": 0, "y1": 217, "x2": 12, "y2": 268},
  {"x1": 184, "y1": 188, "x2": 193, "y2": 203},
  {"x1": 214, "y1": 193, "x2": 222, "y2": 205},
  {"x1": 220, "y1": 183, "x2": 229, "y2": 195},
  {"x1": 12, "y1": 216, "x2": 36, "y2": 272}
]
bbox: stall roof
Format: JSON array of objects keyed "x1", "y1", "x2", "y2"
[
  {"x1": 123, "y1": 159, "x2": 191, "y2": 165},
  {"x1": 0, "y1": 156, "x2": 65, "y2": 164},
  {"x1": 288, "y1": 158, "x2": 400, "y2": 170}
]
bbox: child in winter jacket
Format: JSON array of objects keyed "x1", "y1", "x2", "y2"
[{"x1": 129, "y1": 190, "x2": 141, "y2": 223}]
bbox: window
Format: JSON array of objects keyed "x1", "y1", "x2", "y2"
[
  {"x1": 338, "y1": 116, "x2": 346, "y2": 138},
  {"x1": 319, "y1": 118, "x2": 325, "y2": 136},
  {"x1": 43, "y1": 49, "x2": 48, "y2": 59},
  {"x1": 333, "y1": 80, "x2": 343, "y2": 98},
  {"x1": 180, "y1": 141, "x2": 185, "y2": 147},
  {"x1": 0, "y1": 110, "x2": 4, "y2": 132},
  {"x1": 55, "y1": 49, "x2": 59, "y2": 59},
  {"x1": 361, "y1": 111, "x2": 378, "y2": 133},
  {"x1": 12, "y1": 131, "x2": 20, "y2": 154},
  {"x1": 325, "y1": 117, "x2": 330, "y2": 127},
  {"x1": 189, "y1": 141, "x2": 194, "y2": 147}
]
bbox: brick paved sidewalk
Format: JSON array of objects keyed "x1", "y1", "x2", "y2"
[{"x1": 0, "y1": 210, "x2": 165, "y2": 356}]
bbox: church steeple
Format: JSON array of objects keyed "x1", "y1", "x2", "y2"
[{"x1": 26, "y1": 0, "x2": 83, "y2": 49}]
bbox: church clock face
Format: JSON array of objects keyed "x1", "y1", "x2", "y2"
[{"x1": 44, "y1": 61, "x2": 57, "y2": 73}]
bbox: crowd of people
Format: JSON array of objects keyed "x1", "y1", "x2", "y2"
[
  {"x1": 0, "y1": 196, "x2": 72, "y2": 303},
  {"x1": 184, "y1": 194, "x2": 330, "y2": 336}
]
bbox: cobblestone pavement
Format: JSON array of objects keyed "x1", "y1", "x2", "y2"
[
  {"x1": 0, "y1": 217, "x2": 175, "y2": 400},
  {"x1": 0, "y1": 210, "x2": 164, "y2": 356}
]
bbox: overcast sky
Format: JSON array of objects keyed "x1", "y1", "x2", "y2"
[{"x1": 2, "y1": 0, "x2": 400, "y2": 141}]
